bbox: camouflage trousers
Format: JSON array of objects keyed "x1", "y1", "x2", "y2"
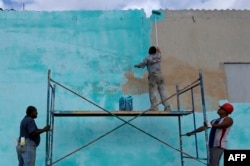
[{"x1": 148, "y1": 73, "x2": 170, "y2": 111}]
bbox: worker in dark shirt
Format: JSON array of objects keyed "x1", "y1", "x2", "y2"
[{"x1": 16, "y1": 106, "x2": 50, "y2": 166}]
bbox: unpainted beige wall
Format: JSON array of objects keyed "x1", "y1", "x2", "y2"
[{"x1": 153, "y1": 10, "x2": 250, "y2": 110}]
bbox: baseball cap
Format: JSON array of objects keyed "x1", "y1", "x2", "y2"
[{"x1": 220, "y1": 102, "x2": 234, "y2": 114}]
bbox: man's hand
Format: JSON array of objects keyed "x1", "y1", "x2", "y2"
[
  {"x1": 43, "y1": 125, "x2": 50, "y2": 132},
  {"x1": 204, "y1": 121, "x2": 212, "y2": 128},
  {"x1": 156, "y1": 47, "x2": 161, "y2": 53},
  {"x1": 186, "y1": 132, "x2": 194, "y2": 136},
  {"x1": 134, "y1": 64, "x2": 140, "y2": 68}
]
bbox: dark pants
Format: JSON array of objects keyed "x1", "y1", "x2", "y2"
[{"x1": 209, "y1": 147, "x2": 224, "y2": 166}]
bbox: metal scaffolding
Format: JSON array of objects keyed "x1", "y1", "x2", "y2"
[{"x1": 45, "y1": 69, "x2": 209, "y2": 166}]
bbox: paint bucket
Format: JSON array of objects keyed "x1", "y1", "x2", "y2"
[{"x1": 119, "y1": 96, "x2": 133, "y2": 111}]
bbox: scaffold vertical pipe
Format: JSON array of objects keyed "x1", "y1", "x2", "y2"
[
  {"x1": 190, "y1": 88, "x2": 199, "y2": 158},
  {"x1": 49, "y1": 84, "x2": 56, "y2": 166},
  {"x1": 176, "y1": 84, "x2": 184, "y2": 166},
  {"x1": 199, "y1": 70, "x2": 209, "y2": 165},
  {"x1": 46, "y1": 69, "x2": 51, "y2": 166}
]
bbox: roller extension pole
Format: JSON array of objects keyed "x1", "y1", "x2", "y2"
[
  {"x1": 152, "y1": 10, "x2": 161, "y2": 47},
  {"x1": 155, "y1": 17, "x2": 158, "y2": 46}
]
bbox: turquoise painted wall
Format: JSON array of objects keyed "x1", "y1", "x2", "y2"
[{"x1": 0, "y1": 10, "x2": 249, "y2": 166}]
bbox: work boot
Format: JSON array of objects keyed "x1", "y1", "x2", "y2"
[
  {"x1": 149, "y1": 107, "x2": 159, "y2": 111},
  {"x1": 164, "y1": 106, "x2": 171, "y2": 112}
]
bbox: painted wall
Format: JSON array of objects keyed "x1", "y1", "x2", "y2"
[{"x1": 0, "y1": 10, "x2": 250, "y2": 166}]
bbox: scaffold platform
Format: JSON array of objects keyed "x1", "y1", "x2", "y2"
[{"x1": 52, "y1": 110, "x2": 193, "y2": 117}]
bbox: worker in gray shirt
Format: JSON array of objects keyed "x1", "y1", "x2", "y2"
[{"x1": 134, "y1": 46, "x2": 171, "y2": 111}]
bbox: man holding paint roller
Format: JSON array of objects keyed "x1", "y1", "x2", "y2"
[{"x1": 134, "y1": 46, "x2": 171, "y2": 111}]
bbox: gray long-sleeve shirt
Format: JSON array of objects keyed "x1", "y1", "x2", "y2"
[{"x1": 135, "y1": 53, "x2": 162, "y2": 74}]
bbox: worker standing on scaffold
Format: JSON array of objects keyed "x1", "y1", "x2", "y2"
[{"x1": 134, "y1": 46, "x2": 171, "y2": 111}]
